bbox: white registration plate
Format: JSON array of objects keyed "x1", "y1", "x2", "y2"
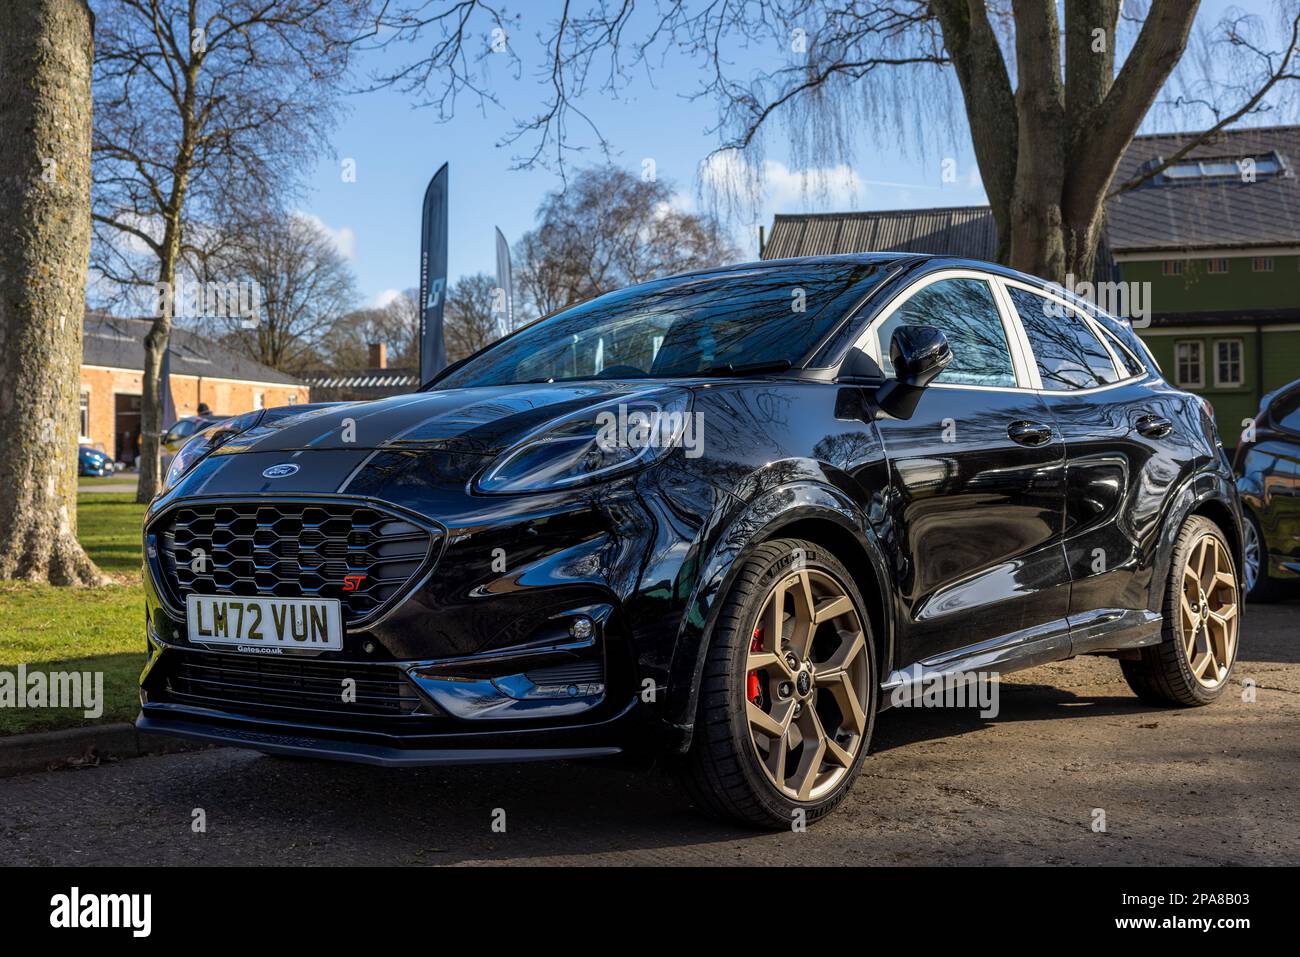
[{"x1": 186, "y1": 595, "x2": 343, "y2": 652}]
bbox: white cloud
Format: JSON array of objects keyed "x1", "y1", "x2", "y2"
[
  {"x1": 699, "y1": 153, "x2": 867, "y2": 219},
  {"x1": 294, "y1": 210, "x2": 356, "y2": 259},
  {"x1": 371, "y1": 288, "x2": 403, "y2": 308}
]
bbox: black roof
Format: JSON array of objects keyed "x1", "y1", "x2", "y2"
[
  {"x1": 83, "y1": 315, "x2": 305, "y2": 386},
  {"x1": 764, "y1": 126, "x2": 1300, "y2": 259},
  {"x1": 1107, "y1": 125, "x2": 1300, "y2": 252}
]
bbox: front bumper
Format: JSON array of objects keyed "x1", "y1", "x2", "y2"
[{"x1": 136, "y1": 704, "x2": 634, "y2": 766}]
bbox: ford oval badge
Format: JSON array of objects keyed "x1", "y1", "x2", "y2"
[{"x1": 262, "y1": 463, "x2": 300, "y2": 479}]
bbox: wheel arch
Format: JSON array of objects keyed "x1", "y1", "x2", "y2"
[
  {"x1": 1152, "y1": 473, "x2": 1245, "y2": 605},
  {"x1": 660, "y1": 481, "x2": 893, "y2": 751}
]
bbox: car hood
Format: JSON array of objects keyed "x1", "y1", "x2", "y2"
[{"x1": 212, "y1": 381, "x2": 684, "y2": 459}]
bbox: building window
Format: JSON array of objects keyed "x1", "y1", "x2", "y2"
[
  {"x1": 287, "y1": 393, "x2": 298, "y2": 405},
  {"x1": 1252, "y1": 257, "x2": 1274, "y2": 272},
  {"x1": 1215, "y1": 339, "x2": 1244, "y2": 388},
  {"x1": 253, "y1": 391, "x2": 264, "y2": 410},
  {"x1": 1175, "y1": 340, "x2": 1204, "y2": 389},
  {"x1": 1162, "y1": 260, "x2": 1185, "y2": 276},
  {"x1": 79, "y1": 389, "x2": 90, "y2": 437},
  {"x1": 1207, "y1": 258, "x2": 1229, "y2": 274}
]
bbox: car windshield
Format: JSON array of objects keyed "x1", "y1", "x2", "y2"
[{"x1": 433, "y1": 261, "x2": 890, "y2": 388}]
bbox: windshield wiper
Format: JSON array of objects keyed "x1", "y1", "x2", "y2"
[{"x1": 698, "y1": 359, "x2": 794, "y2": 377}]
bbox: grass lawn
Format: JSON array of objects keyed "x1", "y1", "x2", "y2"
[
  {"x1": 0, "y1": 492, "x2": 145, "y2": 735},
  {"x1": 78, "y1": 474, "x2": 134, "y2": 487}
]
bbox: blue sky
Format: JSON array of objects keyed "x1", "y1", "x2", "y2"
[{"x1": 296, "y1": 0, "x2": 1262, "y2": 308}]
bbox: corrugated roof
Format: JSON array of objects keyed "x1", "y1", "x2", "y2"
[
  {"x1": 83, "y1": 315, "x2": 305, "y2": 386},
  {"x1": 764, "y1": 126, "x2": 1300, "y2": 259},
  {"x1": 763, "y1": 206, "x2": 996, "y2": 260}
]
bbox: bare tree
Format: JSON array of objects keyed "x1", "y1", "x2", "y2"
[
  {"x1": 515, "y1": 165, "x2": 741, "y2": 317},
  {"x1": 194, "y1": 211, "x2": 358, "y2": 374},
  {"x1": 323, "y1": 290, "x2": 421, "y2": 371},
  {"x1": 91, "y1": 0, "x2": 375, "y2": 501},
  {"x1": 445, "y1": 273, "x2": 502, "y2": 362},
  {"x1": 0, "y1": 0, "x2": 104, "y2": 584},
  {"x1": 372, "y1": 1, "x2": 1300, "y2": 283}
]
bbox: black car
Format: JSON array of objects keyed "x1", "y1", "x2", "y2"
[
  {"x1": 139, "y1": 254, "x2": 1243, "y2": 827},
  {"x1": 1234, "y1": 379, "x2": 1300, "y2": 601}
]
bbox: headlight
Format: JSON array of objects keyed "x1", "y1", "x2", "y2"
[
  {"x1": 475, "y1": 390, "x2": 695, "y2": 494},
  {"x1": 162, "y1": 410, "x2": 264, "y2": 492}
]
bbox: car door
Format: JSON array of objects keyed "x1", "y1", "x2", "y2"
[
  {"x1": 997, "y1": 279, "x2": 1186, "y2": 647},
  {"x1": 1256, "y1": 388, "x2": 1300, "y2": 575},
  {"x1": 857, "y1": 271, "x2": 1070, "y2": 667}
]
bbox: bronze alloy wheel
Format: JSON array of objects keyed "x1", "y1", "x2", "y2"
[
  {"x1": 1179, "y1": 531, "x2": 1240, "y2": 689},
  {"x1": 743, "y1": 567, "x2": 869, "y2": 802}
]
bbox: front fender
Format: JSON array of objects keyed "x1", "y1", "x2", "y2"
[{"x1": 659, "y1": 480, "x2": 893, "y2": 749}]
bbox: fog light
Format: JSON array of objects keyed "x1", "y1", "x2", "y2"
[{"x1": 569, "y1": 616, "x2": 593, "y2": 639}]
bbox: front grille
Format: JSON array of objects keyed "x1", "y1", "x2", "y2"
[
  {"x1": 156, "y1": 500, "x2": 437, "y2": 624},
  {"x1": 164, "y1": 651, "x2": 435, "y2": 720}
]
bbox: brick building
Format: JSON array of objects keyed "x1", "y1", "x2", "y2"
[{"x1": 81, "y1": 315, "x2": 308, "y2": 465}]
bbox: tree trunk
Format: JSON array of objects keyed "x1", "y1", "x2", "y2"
[{"x1": 0, "y1": 0, "x2": 104, "y2": 585}]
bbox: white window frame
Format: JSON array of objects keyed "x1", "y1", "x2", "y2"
[
  {"x1": 1213, "y1": 338, "x2": 1244, "y2": 388},
  {"x1": 1174, "y1": 340, "x2": 1204, "y2": 390},
  {"x1": 79, "y1": 388, "x2": 91, "y2": 439},
  {"x1": 1207, "y1": 258, "x2": 1229, "y2": 274},
  {"x1": 853, "y1": 269, "x2": 1145, "y2": 396},
  {"x1": 1252, "y1": 256, "x2": 1274, "y2": 273},
  {"x1": 992, "y1": 277, "x2": 1138, "y2": 394},
  {"x1": 851, "y1": 269, "x2": 1033, "y2": 392},
  {"x1": 1162, "y1": 260, "x2": 1185, "y2": 276}
]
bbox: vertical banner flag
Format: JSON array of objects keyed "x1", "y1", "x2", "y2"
[
  {"x1": 418, "y1": 162, "x2": 449, "y2": 385},
  {"x1": 494, "y1": 226, "x2": 513, "y2": 334},
  {"x1": 159, "y1": 346, "x2": 177, "y2": 431}
]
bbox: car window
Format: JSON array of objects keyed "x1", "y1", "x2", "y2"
[
  {"x1": 874, "y1": 277, "x2": 1016, "y2": 388},
  {"x1": 1095, "y1": 323, "x2": 1146, "y2": 378},
  {"x1": 167, "y1": 420, "x2": 197, "y2": 442},
  {"x1": 1007, "y1": 286, "x2": 1121, "y2": 390},
  {"x1": 436, "y1": 262, "x2": 890, "y2": 387},
  {"x1": 1272, "y1": 391, "x2": 1300, "y2": 433}
]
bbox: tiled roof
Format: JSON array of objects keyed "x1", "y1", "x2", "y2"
[
  {"x1": 764, "y1": 126, "x2": 1300, "y2": 259},
  {"x1": 1107, "y1": 125, "x2": 1300, "y2": 252},
  {"x1": 83, "y1": 315, "x2": 305, "y2": 386}
]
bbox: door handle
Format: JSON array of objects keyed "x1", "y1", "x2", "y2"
[
  {"x1": 1135, "y1": 414, "x2": 1173, "y2": 439},
  {"x1": 1008, "y1": 421, "x2": 1053, "y2": 447}
]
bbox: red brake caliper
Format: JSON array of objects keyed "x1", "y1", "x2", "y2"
[{"x1": 747, "y1": 625, "x2": 763, "y2": 703}]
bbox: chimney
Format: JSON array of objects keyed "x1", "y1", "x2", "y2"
[{"x1": 368, "y1": 342, "x2": 387, "y2": 369}]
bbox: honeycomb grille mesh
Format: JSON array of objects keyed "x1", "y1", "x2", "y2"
[{"x1": 157, "y1": 501, "x2": 435, "y2": 624}]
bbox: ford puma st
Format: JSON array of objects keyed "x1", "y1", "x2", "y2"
[{"x1": 139, "y1": 254, "x2": 1243, "y2": 828}]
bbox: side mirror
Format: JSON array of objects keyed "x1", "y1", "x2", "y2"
[
  {"x1": 874, "y1": 325, "x2": 953, "y2": 420},
  {"x1": 888, "y1": 325, "x2": 952, "y2": 388}
]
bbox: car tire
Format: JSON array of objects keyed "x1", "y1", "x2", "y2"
[
  {"x1": 676, "y1": 538, "x2": 877, "y2": 829},
  {"x1": 1121, "y1": 515, "x2": 1240, "y2": 707},
  {"x1": 1242, "y1": 509, "x2": 1284, "y2": 603}
]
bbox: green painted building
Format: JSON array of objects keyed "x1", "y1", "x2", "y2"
[
  {"x1": 1107, "y1": 126, "x2": 1300, "y2": 446},
  {"x1": 762, "y1": 125, "x2": 1300, "y2": 447}
]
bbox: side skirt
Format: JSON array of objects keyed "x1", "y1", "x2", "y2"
[{"x1": 878, "y1": 608, "x2": 1163, "y2": 711}]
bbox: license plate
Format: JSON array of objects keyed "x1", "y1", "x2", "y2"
[{"x1": 185, "y1": 595, "x2": 343, "y2": 652}]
